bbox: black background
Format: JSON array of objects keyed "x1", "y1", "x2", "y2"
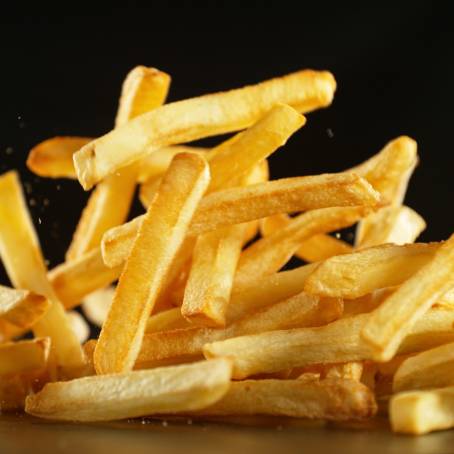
[{"x1": 0, "y1": 4, "x2": 453, "y2": 287}]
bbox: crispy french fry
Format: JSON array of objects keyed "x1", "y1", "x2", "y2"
[
  {"x1": 49, "y1": 248, "x2": 122, "y2": 310},
  {"x1": 81, "y1": 287, "x2": 115, "y2": 327},
  {"x1": 393, "y1": 342, "x2": 454, "y2": 392},
  {"x1": 0, "y1": 338, "x2": 50, "y2": 375},
  {"x1": 0, "y1": 171, "x2": 85, "y2": 373},
  {"x1": 94, "y1": 153, "x2": 210, "y2": 374},
  {"x1": 27, "y1": 136, "x2": 92, "y2": 179},
  {"x1": 342, "y1": 288, "x2": 395, "y2": 317},
  {"x1": 67, "y1": 311, "x2": 90, "y2": 344},
  {"x1": 145, "y1": 307, "x2": 190, "y2": 333},
  {"x1": 361, "y1": 234, "x2": 454, "y2": 361},
  {"x1": 235, "y1": 206, "x2": 371, "y2": 284},
  {"x1": 260, "y1": 213, "x2": 352, "y2": 262},
  {"x1": 390, "y1": 387, "x2": 454, "y2": 435},
  {"x1": 106, "y1": 173, "x2": 381, "y2": 269},
  {"x1": 192, "y1": 378, "x2": 376, "y2": 420},
  {"x1": 304, "y1": 243, "x2": 439, "y2": 299},
  {"x1": 25, "y1": 358, "x2": 232, "y2": 422},
  {"x1": 73, "y1": 70, "x2": 336, "y2": 190},
  {"x1": 325, "y1": 362, "x2": 364, "y2": 381},
  {"x1": 66, "y1": 67, "x2": 171, "y2": 260}
]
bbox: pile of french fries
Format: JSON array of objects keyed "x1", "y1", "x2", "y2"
[{"x1": 0, "y1": 65, "x2": 452, "y2": 436}]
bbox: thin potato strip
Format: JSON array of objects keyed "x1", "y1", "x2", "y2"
[
  {"x1": 73, "y1": 70, "x2": 336, "y2": 189},
  {"x1": 0, "y1": 171, "x2": 85, "y2": 373},
  {"x1": 361, "y1": 233, "x2": 454, "y2": 361},
  {"x1": 0, "y1": 338, "x2": 50, "y2": 375},
  {"x1": 25, "y1": 358, "x2": 232, "y2": 422},
  {"x1": 94, "y1": 153, "x2": 210, "y2": 374},
  {"x1": 192, "y1": 378, "x2": 376, "y2": 420},
  {"x1": 145, "y1": 307, "x2": 190, "y2": 334}
]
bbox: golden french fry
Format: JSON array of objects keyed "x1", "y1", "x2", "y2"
[
  {"x1": 73, "y1": 70, "x2": 336, "y2": 190},
  {"x1": 0, "y1": 338, "x2": 50, "y2": 375},
  {"x1": 235, "y1": 206, "x2": 371, "y2": 284},
  {"x1": 260, "y1": 213, "x2": 352, "y2": 262},
  {"x1": 325, "y1": 362, "x2": 363, "y2": 381},
  {"x1": 393, "y1": 342, "x2": 454, "y2": 392},
  {"x1": 390, "y1": 387, "x2": 454, "y2": 435},
  {"x1": 436, "y1": 287, "x2": 454, "y2": 308},
  {"x1": 67, "y1": 311, "x2": 90, "y2": 344},
  {"x1": 362, "y1": 233, "x2": 454, "y2": 361},
  {"x1": 145, "y1": 307, "x2": 190, "y2": 333},
  {"x1": 105, "y1": 173, "x2": 381, "y2": 268},
  {"x1": 193, "y1": 378, "x2": 376, "y2": 420},
  {"x1": 81, "y1": 287, "x2": 115, "y2": 327},
  {"x1": 94, "y1": 153, "x2": 210, "y2": 374},
  {"x1": 304, "y1": 242, "x2": 439, "y2": 299},
  {"x1": 49, "y1": 248, "x2": 122, "y2": 310},
  {"x1": 27, "y1": 136, "x2": 92, "y2": 179},
  {"x1": 0, "y1": 171, "x2": 85, "y2": 373},
  {"x1": 342, "y1": 288, "x2": 395, "y2": 317},
  {"x1": 25, "y1": 358, "x2": 232, "y2": 422}
]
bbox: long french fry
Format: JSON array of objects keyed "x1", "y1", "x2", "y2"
[
  {"x1": 0, "y1": 171, "x2": 85, "y2": 373},
  {"x1": 235, "y1": 206, "x2": 370, "y2": 284},
  {"x1": 103, "y1": 173, "x2": 381, "y2": 268},
  {"x1": 25, "y1": 358, "x2": 232, "y2": 422},
  {"x1": 66, "y1": 67, "x2": 171, "y2": 260},
  {"x1": 0, "y1": 338, "x2": 50, "y2": 375},
  {"x1": 94, "y1": 153, "x2": 210, "y2": 374},
  {"x1": 192, "y1": 378, "x2": 376, "y2": 420},
  {"x1": 73, "y1": 70, "x2": 336, "y2": 190},
  {"x1": 390, "y1": 387, "x2": 454, "y2": 435},
  {"x1": 304, "y1": 242, "x2": 439, "y2": 299},
  {"x1": 260, "y1": 213, "x2": 352, "y2": 262},
  {"x1": 361, "y1": 233, "x2": 454, "y2": 361}
]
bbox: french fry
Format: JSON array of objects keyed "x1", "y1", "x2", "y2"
[
  {"x1": 304, "y1": 242, "x2": 439, "y2": 299},
  {"x1": 390, "y1": 387, "x2": 454, "y2": 435},
  {"x1": 192, "y1": 378, "x2": 376, "y2": 420},
  {"x1": 94, "y1": 153, "x2": 210, "y2": 374},
  {"x1": 325, "y1": 362, "x2": 363, "y2": 381},
  {"x1": 145, "y1": 307, "x2": 190, "y2": 333},
  {"x1": 67, "y1": 311, "x2": 90, "y2": 344},
  {"x1": 66, "y1": 67, "x2": 171, "y2": 260},
  {"x1": 73, "y1": 70, "x2": 336, "y2": 190},
  {"x1": 49, "y1": 248, "x2": 122, "y2": 310},
  {"x1": 260, "y1": 213, "x2": 352, "y2": 262},
  {"x1": 0, "y1": 338, "x2": 50, "y2": 375},
  {"x1": 25, "y1": 358, "x2": 232, "y2": 422},
  {"x1": 235, "y1": 206, "x2": 371, "y2": 284},
  {"x1": 393, "y1": 342, "x2": 454, "y2": 392},
  {"x1": 27, "y1": 136, "x2": 92, "y2": 179},
  {"x1": 0, "y1": 171, "x2": 85, "y2": 373},
  {"x1": 0, "y1": 373, "x2": 43, "y2": 411},
  {"x1": 361, "y1": 233, "x2": 454, "y2": 361},
  {"x1": 81, "y1": 286, "x2": 115, "y2": 327},
  {"x1": 342, "y1": 288, "x2": 395, "y2": 317},
  {"x1": 104, "y1": 173, "x2": 381, "y2": 268}
]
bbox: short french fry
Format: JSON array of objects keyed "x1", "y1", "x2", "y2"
[
  {"x1": 260, "y1": 213, "x2": 352, "y2": 262},
  {"x1": 94, "y1": 153, "x2": 210, "y2": 374},
  {"x1": 235, "y1": 206, "x2": 371, "y2": 283},
  {"x1": 66, "y1": 66, "x2": 171, "y2": 260},
  {"x1": 145, "y1": 307, "x2": 190, "y2": 333},
  {"x1": 81, "y1": 287, "x2": 115, "y2": 327},
  {"x1": 73, "y1": 70, "x2": 336, "y2": 190},
  {"x1": 49, "y1": 248, "x2": 122, "y2": 310},
  {"x1": 393, "y1": 342, "x2": 454, "y2": 392},
  {"x1": 27, "y1": 136, "x2": 92, "y2": 179},
  {"x1": 0, "y1": 338, "x2": 50, "y2": 375},
  {"x1": 390, "y1": 387, "x2": 454, "y2": 435},
  {"x1": 362, "y1": 233, "x2": 454, "y2": 361},
  {"x1": 193, "y1": 378, "x2": 376, "y2": 420},
  {"x1": 25, "y1": 358, "x2": 232, "y2": 422},
  {"x1": 104, "y1": 172, "x2": 380, "y2": 268},
  {"x1": 304, "y1": 242, "x2": 439, "y2": 299},
  {"x1": 0, "y1": 171, "x2": 85, "y2": 373},
  {"x1": 67, "y1": 311, "x2": 90, "y2": 344}
]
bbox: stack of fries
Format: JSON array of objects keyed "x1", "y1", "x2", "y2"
[{"x1": 1, "y1": 65, "x2": 452, "y2": 435}]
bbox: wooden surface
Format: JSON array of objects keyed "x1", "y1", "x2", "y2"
[{"x1": 1, "y1": 414, "x2": 453, "y2": 454}]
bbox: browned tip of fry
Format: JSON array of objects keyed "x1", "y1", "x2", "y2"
[{"x1": 73, "y1": 143, "x2": 98, "y2": 191}]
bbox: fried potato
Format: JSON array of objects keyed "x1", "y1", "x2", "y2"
[
  {"x1": 0, "y1": 171, "x2": 85, "y2": 373},
  {"x1": 192, "y1": 378, "x2": 376, "y2": 420},
  {"x1": 81, "y1": 286, "x2": 115, "y2": 327},
  {"x1": 104, "y1": 173, "x2": 381, "y2": 268},
  {"x1": 235, "y1": 206, "x2": 371, "y2": 284},
  {"x1": 0, "y1": 372, "x2": 44, "y2": 411},
  {"x1": 325, "y1": 362, "x2": 363, "y2": 381},
  {"x1": 260, "y1": 213, "x2": 352, "y2": 262},
  {"x1": 304, "y1": 242, "x2": 439, "y2": 299},
  {"x1": 27, "y1": 136, "x2": 92, "y2": 179},
  {"x1": 145, "y1": 307, "x2": 190, "y2": 334},
  {"x1": 73, "y1": 70, "x2": 336, "y2": 190},
  {"x1": 390, "y1": 387, "x2": 454, "y2": 435},
  {"x1": 67, "y1": 311, "x2": 90, "y2": 344},
  {"x1": 25, "y1": 358, "x2": 232, "y2": 422},
  {"x1": 94, "y1": 153, "x2": 210, "y2": 374},
  {"x1": 49, "y1": 248, "x2": 122, "y2": 310},
  {"x1": 361, "y1": 233, "x2": 454, "y2": 361},
  {"x1": 0, "y1": 338, "x2": 50, "y2": 375}
]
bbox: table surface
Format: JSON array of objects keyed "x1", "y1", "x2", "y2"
[{"x1": 1, "y1": 414, "x2": 454, "y2": 454}]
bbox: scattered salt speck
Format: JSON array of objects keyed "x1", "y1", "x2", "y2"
[
  {"x1": 38, "y1": 217, "x2": 42, "y2": 225},
  {"x1": 276, "y1": 425, "x2": 283, "y2": 431},
  {"x1": 5, "y1": 147, "x2": 13, "y2": 155},
  {"x1": 335, "y1": 232, "x2": 341, "y2": 239},
  {"x1": 56, "y1": 184, "x2": 61, "y2": 191},
  {"x1": 186, "y1": 418, "x2": 193, "y2": 425},
  {"x1": 141, "y1": 420, "x2": 147, "y2": 425},
  {"x1": 326, "y1": 128, "x2": 334, "y2": 138},
  {"x1": 19, "y1": 122, "x2": 26, "y2": 129},
  {"x1": 24, "y1": 182, "x2": 33, "y2": 194},
  {"x1": 29, "y1": 198, "x2": 36, "y2": 207},
  {"x1": 17, "y1": 115, "x2": 22, "y2": 120},
  {"x1": 162, "y1": 420, "x2": 168, "y2": 427}
]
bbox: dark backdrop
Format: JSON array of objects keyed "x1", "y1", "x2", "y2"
[{"x1": 0, "y1": 4, "x2": 453, "y2": 286}]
